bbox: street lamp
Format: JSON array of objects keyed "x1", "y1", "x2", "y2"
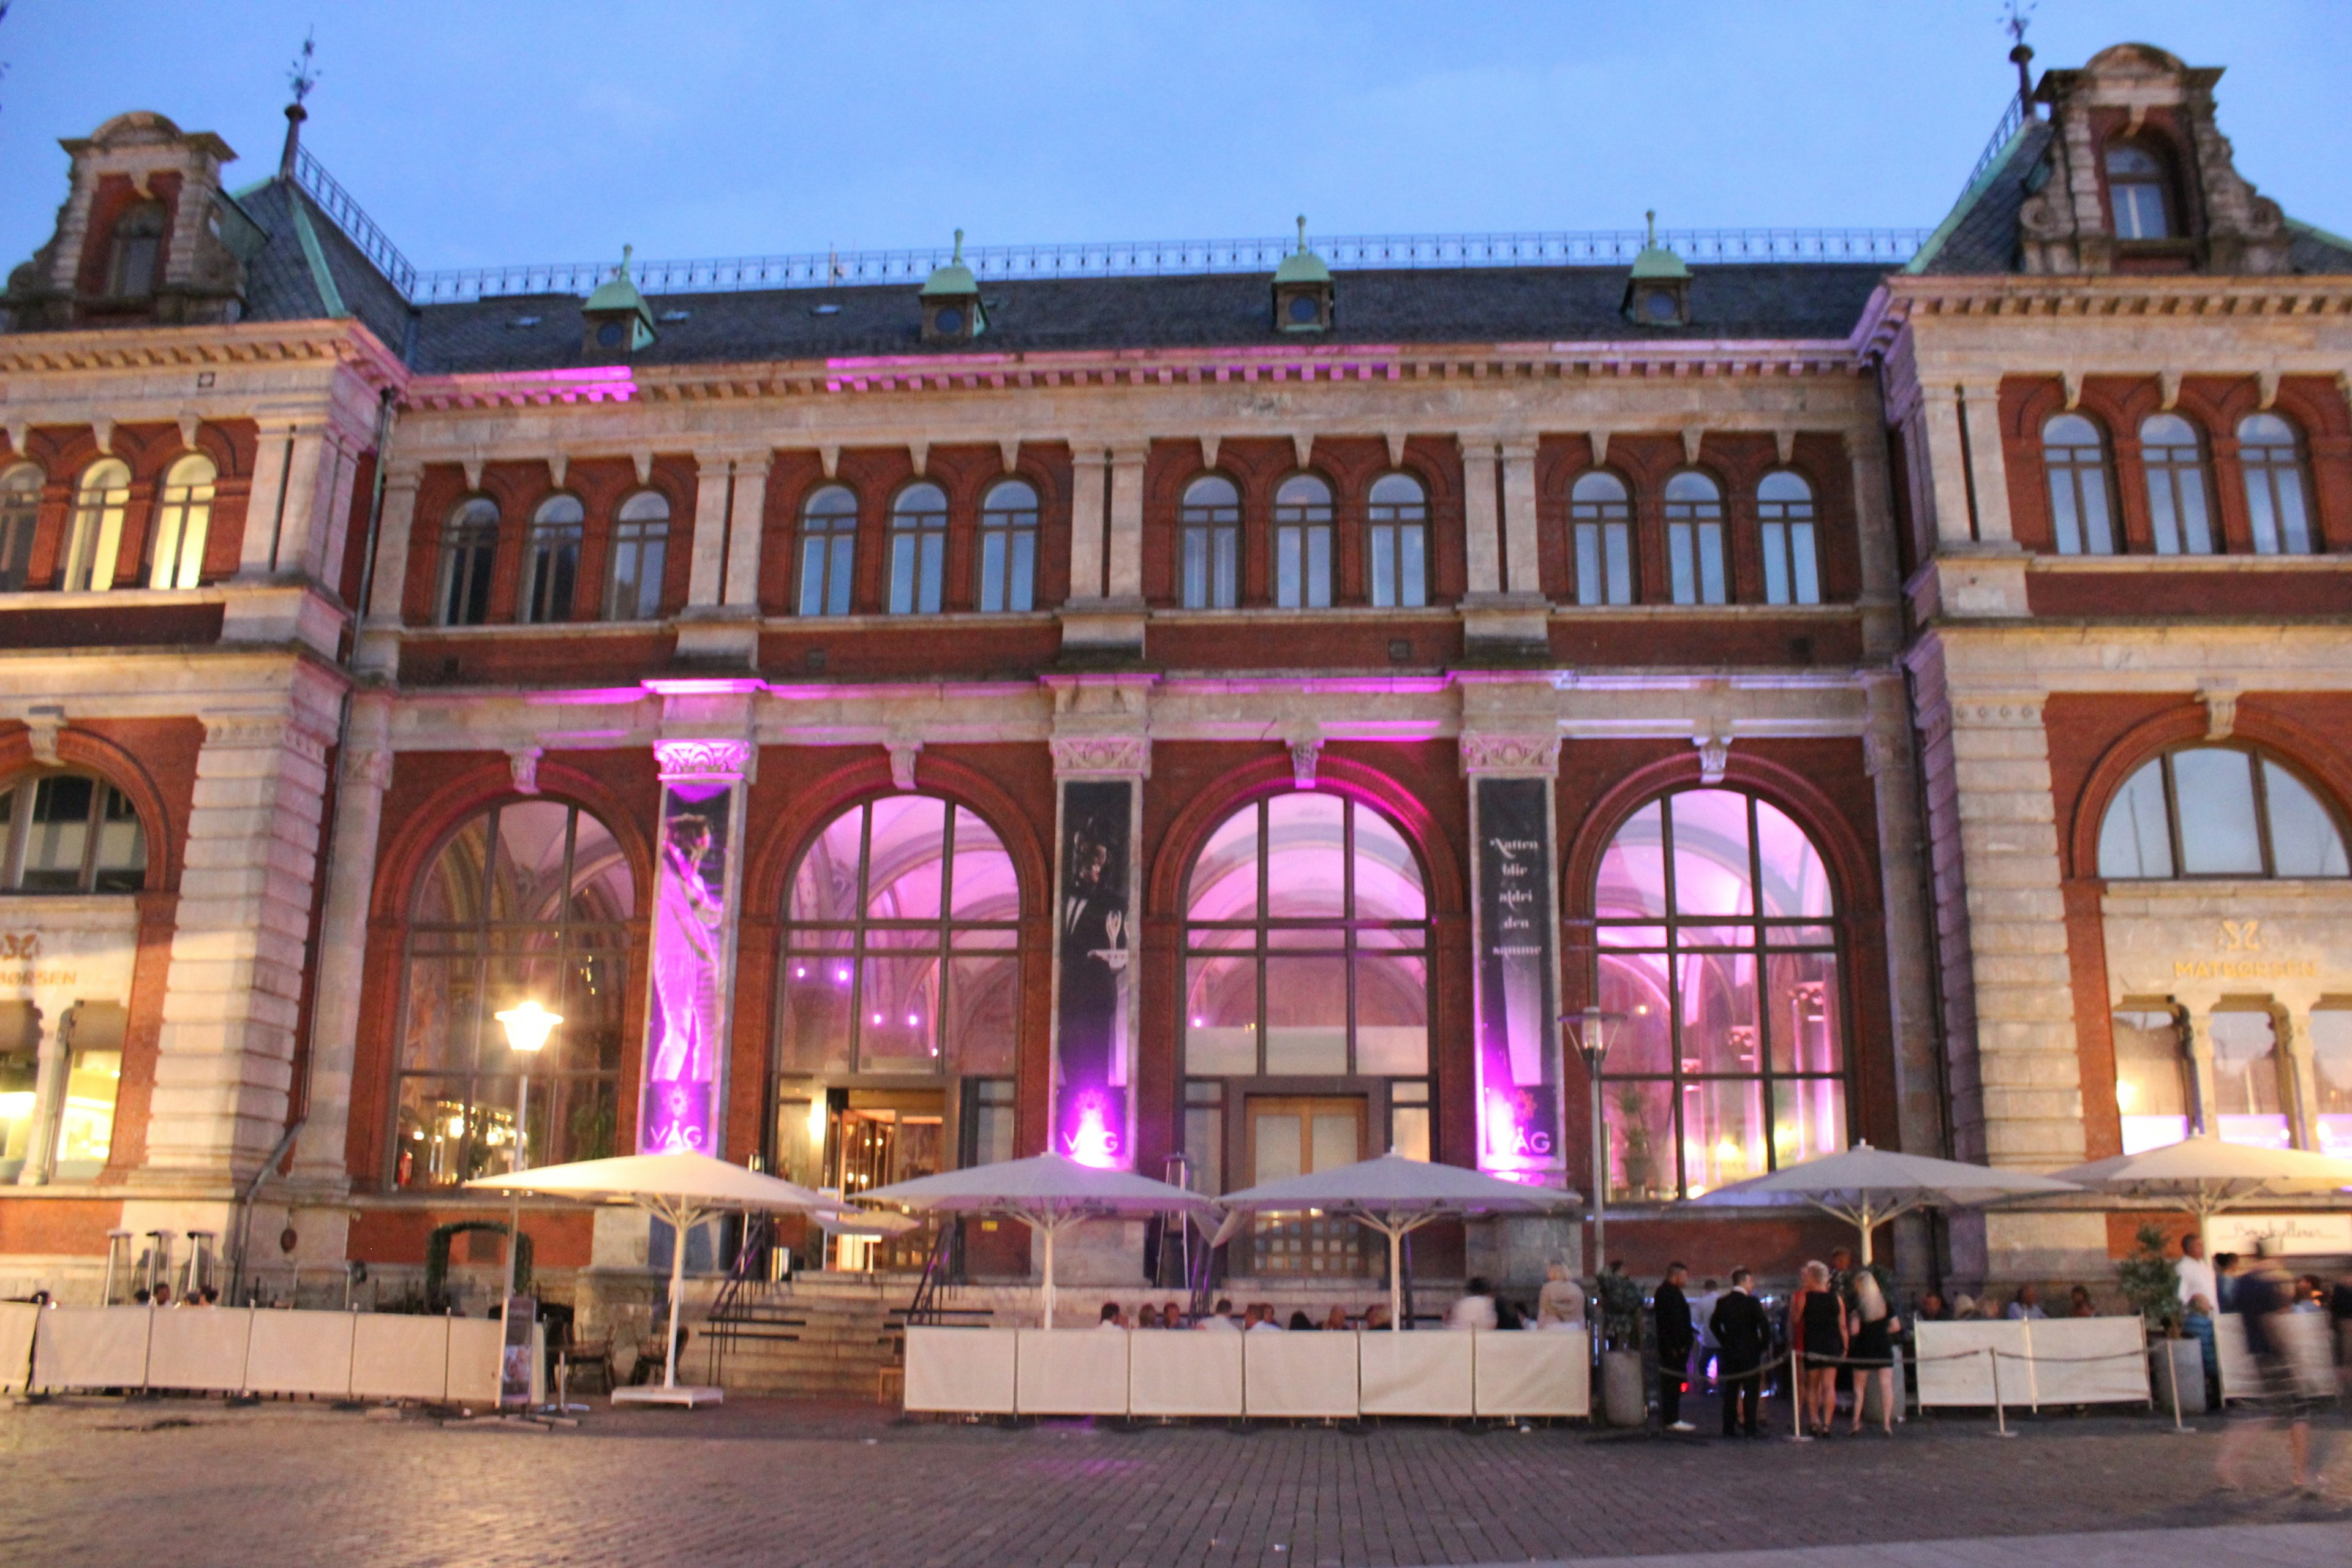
[
  {"x1": 1560, "y1": 1006, "x2": 1624, "y2": 1277},
  {"x1": 494, "y1": 999, "x2": 562, "y2": 1303}
]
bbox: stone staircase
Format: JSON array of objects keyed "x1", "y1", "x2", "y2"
[{"x1": 695, "y1": 1272, "x2": 910, "y2": 1398}]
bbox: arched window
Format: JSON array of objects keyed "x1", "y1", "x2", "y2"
[
  {"x1": 436, "y1": 497, "x2": 499, "y2": 627},
  {"x1": 62, "y1": 459, "x2": 129, "y2": 593},
  {"x1": 106, "y1": 202, "x2": 165, "y2": 298},
  {"x1": 1591, "y1": 788, "x2": 1844, "y2": 1201},
  {"x1": 0, "y1": 769, "x2": 146, "y2": 893},
  {"x1": 2209, "y1": 1009, "x2": 2289, "y2": 1149},
  {"x1": 1180, "y1": 475, "x2": 1240, "y2": 609},
  {"x1": 1756, "y1": 472, "x2": 1819, "y2": 605},
  {"x1": 2097, "y1": 745, "x2": 2349, "y2": 879},
  {"x1": 977, "y1": 478, "x2": 1038, "y2": 612},
  {"x1": 2138, "y1": 413, "x2": 2214, "y2": 555},
  {"x1": 2111, "y1": 1008, "x2": 2190, "y2": 1155},
  {"x1": 147, "y1": 454, "x2": 214, "y2": 589},
  {"x1": 1273, "y1": 474, "x2": 1333, "y2": 609},
  {"x1": 0, "y1": 463, "x2": 41, "y2": 593},
  {"x1": 1664, "y1": 471, "x2": 1725, "y2": 605},
  {"x1": 393, "y1": 800, "x2": 633, "y2": 1189},
  {"x1": 798, "y1": 484, "x2": 858, "y2": 617},
  {"x1": 1366, "y1": 473, "x2": 1427, "y2": 609},
  {"x1": 1571, "y1": 472, "x2": 1634, "y2": 606},
  {"x1": 2237, "y1": 413, "x2": 2313, "y2": 555},
  {"x1": 521, "y1": 496, "x2": 582, "y2": 624},
  {"x1": 888, "y1": 482, "x2": 947, "y2": 615},
  {"x1": 606, "y1": 489, "x2": 669, "y2": 620},
  {"x1": 2105, "y1": 144, "x2": 2173, "y2": 240},
  {"x1": 2042, "y1": 413, "x2": 2117, "y2": 556}
]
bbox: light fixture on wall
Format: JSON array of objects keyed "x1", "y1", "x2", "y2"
[{"x1": 494, "y1": 999, "x2": 562, "y2": 1303}]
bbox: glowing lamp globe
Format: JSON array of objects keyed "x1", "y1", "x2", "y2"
[{"x1": 495, "y1": 998, "x2": 562, "y2": 1056}]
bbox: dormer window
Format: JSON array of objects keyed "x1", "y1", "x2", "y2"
[
  {"x1": 106, "y1": 202, "x2": 166, "y2": 298},
  {"x1": 2105, "y1": 145, "x2": 2174, "y2": 240},
  {"x1": 1270, "y1": 219, "x2": 1333, "y2": 334},
  {"x1": 920, "y1": 231, "x2": 986, "y2": 346}
]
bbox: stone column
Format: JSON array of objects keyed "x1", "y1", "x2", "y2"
[
  {"x1": 238, "y1": 418, "x2": 358, "y2": 581},
  {"x1": 1958, "y1": 382, "x2": 2015, "y2": 544},
  {"x1": 684, "y1": 453, "x2": 735, "y2": 608},
  {"x1": 146, "y1": 692, "x2": 342, "y2": 1188},
  {"x1": 721, "y1": 452, "x2": 772, "y2": 609},
  {"x1": 15, "y1": 1009, "x2": 66, "y2": 1186},
  {"x1": 2183, "y1": 1005, "x2": 2217, "y2": 1136},
  {"x1": 1498, "y1": 437, "x2": 1542, "y2": 597},
  {"x1": 1065, "y1": 447, "x2": 1108, "y2": 603},
  {"x1": 1461, "y1": 439, "x2": 1502, "y2": 595},
  {"x1": 290, "y1": 693, "x2": 394, "y2": 1186},
  {"x1": 1104, "y1": 442, "x2": 1147, "y2": 601},
  {"x1": 2278, "y1": 1010, "x2": 2319, "y2": 1152},
  {"x1": 363, "y1": 461, "x2": 421, "y2": 625},
  {"x1": 1918, "y1": 387, "x2": 1977, "y2": 548}
]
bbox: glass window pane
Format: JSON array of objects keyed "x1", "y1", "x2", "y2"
[
  {"x1": 1264, "y1": 793, "x2": 1345, "y2": 919},
  {"x1": 1675, "y1": 952, "x2": 1760, "y2": 1075},
  {"x1": 1669, "y1": 790, "x2": 1754, "y2": 916},
  {"x1": 399, "y1": 954, "x2": 483, "y2": 1073},
  {"x1": 1185, "y1": 956, "x2": 1257, "y2": 1074},
  {"x1": 777, "y1": 956, "x2": 854, "y2": 1072},
  {"x1": 1604, "y1": 1079, "x2": 1674, "y2": 1202},
  {"x1": 791, "y1": 805, "x2": 865, "y2": 924},
  {"x1": 1354, "y1": 952, "x2": 1428, "y2": 1074},
  {"x1": 490, "y1": 801, "x2": 575, "y2": 925},
  {"x1": 1351, "y1": 803, "x2": 1426, "y2": 922},
  {"x1": 948, "y1": 955, "x2": 1018, "y2": 1075},
  {"x1": 1596, "y1": 801, "x2": 1667, "y2": 918},
  {"x1": 567, "y1": 810, "x2": 634, "y2": 922},
  {"x1": 558, "y1": 935, "x2": 628, "y2": 1074},
  {"x1": 2312, "y1": 1010, "x2": 2352, "y2": 1158},
  {"x1": 1390, "y1": 1104, "x2": 1431, "y2": 1163},
  {"x1": 948, "y1": 807, "x2": 1019, "y2": 920},
  {"x1": 2208, "y1": 1010, "x2": 2288, "y2": 1147},
  {"x1": 2171, "y1": 750, "x2": 2263, "y2": 875},
  {"x1": 1753, "y1": 800, "x2": 1830, "y2": 918},
  {"x1": 2097, "y1": 762, "x2": 2174, "y2": 879},
  {"x1": 392, "y1": 1076, "x2": 477, "y2": 1188},
  {"x1": 538, "y1": 1075, "x2": 620, "y2": 1166},
  {"x1": 858, "y1": 952, "x2": 941, "y2": 1070},
  {"x1": 1771, "y1": 1077, "x2": 1847, "y2": 1169},
  {"x1": 1682, "y1": 1077, "x2": 1765, "y2": 1197},
  {"x1": 1596, "y1": 952, "x2": 1674, "y2": 1074},
  {"x1": 2112, "y1": 1009, "x2": 2189, "y2": 1154},
  {"x1": 1188, "y1": 804, "x2": 1260, "y2": 922},
  {"x1": 1765, "y1": 951, "x2": 1842, "y2": 1074},
  {"x1": 863, "y1": 796, "x2": 949, "y2": 920},
  {"x1": 89, "y1": 786, "x2": 145, "y2": 892},
  {"x1": 21, "y1": 775, "x2": 93, "y2": 891},
  {"x1": 2261, "y1": 762, "x2": 2349, "y2": 877},
  {"x1": 1264, "y1": 955, "x2": 1347, "y2": 1073}
]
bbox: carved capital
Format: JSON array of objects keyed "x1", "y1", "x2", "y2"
[
  {"x1": 1694, "y1": 729, "x2": 1732, "y2": 785},
  {"x1": 508, "y1": 746, "x2": 545, "y2": 796},
  {"x1": 886, "y1": 737, "x2": 923, "y2": 793},
  {"x1": 1049, "y1": 734, "x2": 1151, "y2": 778},
  {"x1": 343, "y1": 746, "x2": 394, "y2": 791},
  {"x1": 202, "y1": 715, "x2": 332, "y2": 767},
  {"x1": 1459, "y1": 731, "x2": 1561, "y2": 777},
  {"x1": 655, "y1": 737, "x2": 753, "y2": 783},
  {"x1": 1287, "y1": 729, "x2": 1324, "y2": 791},
  {"x1": 23, "y1": 705, "x2": 64, "y2": 766},
  {"x1": 2199, "y1": 682, "x2": 2239, "y2": 742}
]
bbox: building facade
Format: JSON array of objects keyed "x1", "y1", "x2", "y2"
[{"x1": 1, "y1": 42, "x2": 2347, "y2": 1317}]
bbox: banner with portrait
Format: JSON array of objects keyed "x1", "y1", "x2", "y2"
[
  {"x1": 1054, "y1": 779, "x2": 1135, "y2": 1167},
  {"x1": 638, "y1": 742, "x2": 747, "y2": 1156},
  {"x1": 1471, "y1": 775, "x2": 1565, "y2": 1180}
]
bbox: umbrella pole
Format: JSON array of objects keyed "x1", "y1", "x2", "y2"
[
  {"x1": 1041, "y1": 1218, "x2": 1057, "y2": 1331},
  {"x1": 1389, "y1": 1226, "x2": 1403, "y2": 1332},
  {"x1": 1856, "y1": 1200, "x2": 1874, "y2": 1268},
  {"x1": 663, "y1": 1200, "x2": 688, "y2": 1390}
]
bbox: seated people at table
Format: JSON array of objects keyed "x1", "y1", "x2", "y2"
[
  {"x1": 1323, "y1": 1306, "x2": 1351, "y2": 1331},
  {"x1": 1137, "y1": 1304, "x2": 1161, "y2": 1329},
  {"x1": 197, "y1": 1286, "x2": 220, "y2": 1306},
  {"x1": 1198, "y1": 1298, "x2": 1239, "y2": 1330},
  {"x1": 1246, "y1": 1303, "x2": 1282, "y2": 1332},
  {"x1": 1163, "y1": 1301, "x2": 1186, "y2": 1327},
  {"x1": 1949, "y1": 1294, "x2": 1979, "y2": 1321},
  {"x1": 2004, "y1": 1284, "x2": 2047, "y2": 1321},
  {"x1": 1495, "y1": 1297, "x2": 1527, "y2": 1331},
  {"x1": 2068, "y1": 1284, "x2": 2097, "y2": 1317},
  {"x1": 1917, "y1": 1291, "x2": 1948, "y2": 1322},
  {"x1": 1363, "y1": 1304, "x2": 1392, "y2": 1330},
  {"x1": 1098, "y1": 1302, "x2": 1127, "y2": 1329},
  {"x1": 1536, "y1": 1263, "x2": 1585, "y2": 1330},
  {"x1": 1288, "y1": 1310, "x2": 1316, "y2": 1331},
  {"x1": 1447, "y1": 1278, "x2": 1498, "y2": 1332},
  {"x1": 152, "y1": 1283, "x2": 173, "y2": 1307},
  {"x1": 1709, "y1": 1268, "x2": 1772, "y2": 1439}
]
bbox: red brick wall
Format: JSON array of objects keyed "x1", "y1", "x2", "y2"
[{"x1": 0, "y1": 1197, "x2": 124, "y2": 1256}]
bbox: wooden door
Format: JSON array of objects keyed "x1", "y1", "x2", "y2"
[{"x1": 1245, "y1": 1096, "x2": 1368, "y2": 1276}]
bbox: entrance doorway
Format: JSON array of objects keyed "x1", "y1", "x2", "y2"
[
  {"x1": 831, "y1": 1089, "x2": 943, "y2": 1271},
  {"x1": 1245, "y1": 1096, "x2": 1368, "y2": 1275}
]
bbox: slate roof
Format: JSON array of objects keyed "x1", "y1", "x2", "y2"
[{"x1": 233, "y1": 177, "x2": 417, "y2": 353}]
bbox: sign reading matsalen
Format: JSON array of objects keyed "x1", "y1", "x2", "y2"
[{"x1": 1472, "y1": 777, "x2": 1564, "y2": 1180}]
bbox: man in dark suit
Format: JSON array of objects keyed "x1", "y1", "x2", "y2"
[
  {"x1": 1654, "y1": 1262, "x2": 1695, "y2": 1432},
  {"x1": 1710, "y1": 1267, "x2": 1773, "y2": 1438}
]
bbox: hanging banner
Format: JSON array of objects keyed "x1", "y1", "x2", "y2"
[
  {"x1": 1471, "y1": 775, "x2": 1565, "y2": 1180},
  {"x1": 1054, "y1": 778, "x2": 1135, "y2": 1168},
  {"x1": 639, "y1": 741, "x2": 748, "y2": 1156}
]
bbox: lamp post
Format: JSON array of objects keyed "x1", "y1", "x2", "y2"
[
  {"x1": 1560, "y1": 1006, "x2": 1624, "y2": 1276},
  {"x1": 493, "y1": 999, "x2": 562, "y2": 1303}
]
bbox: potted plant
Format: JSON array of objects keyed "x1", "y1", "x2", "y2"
[
  {"x1": 2117, "y1": 1224, "x2": 2202, "y2": 1414},
  {"x1": 1593, "y1": 1266, "x2": 1647, "y2": 1427},
  {"x1": 1615, "y1": 1090, "x2": 1653, "y2": 1198}
]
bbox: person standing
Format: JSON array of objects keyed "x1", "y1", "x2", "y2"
[
  {"x1": 1709, "y1": 1268, "x2": 1771, "y2": 1438},
  {"x1": 1846, "y1": 1271, "x2": 1899, "y2": 1435},
  {"x1": 2176, "y1": 1232, "x2": 2217, "y2": 1314},
  {"x1": 1795, "y1": 1260, "x2": 1845, "y2": 1438},
  {"x1": 2218, "y1": 1237, "x2": 2324, "y2": 1496},
  {"x1": 1654, "y1": 1262, "x2": 1696, "y2": 1433}
]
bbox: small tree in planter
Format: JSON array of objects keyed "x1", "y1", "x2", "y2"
[
  {"x1": 2116, "y1": 1224, "x2": 2182, "y2": 1336},
  {"x1": 1593, "y1": 1267, "x2": 1645, "y2": 1352},
  {"x1": 1592, "y1": 1267, "x2": 1649, "y2": 1427}
]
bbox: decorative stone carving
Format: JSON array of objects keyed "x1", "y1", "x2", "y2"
[
  {"x1": 202, "y1": 715, "x2": 331, "y2": 766},
  {"x1": 343, "y1": 747, "x2": 394, "y2": 791},
  {"x1": 1384, "y1": 431, "x2": 1407, "y2": 467},
  {"x1": 23, "y1": 706, "x2": 64, "y2": 766},
  {"x1": 1049, "y1": 735, "x2": 1151, "y2": 778},
  {"x1": 1287, "y1": 731, "x2": 1324, "y2": 790},
  {"x1": 1952, "y1": 698, "x2": 2048, "y2": 730},
  {"x1": 1586, "y1": 429, "x2": 1610, "y2": 467},
  {"x1": 1199, "y1": 434, "x2": 1221, "y2": 469},
  {"x1": 654, "y1": 737, "x2": 753, "y2": 782},
  {"x1": 886, "y1": 737, "x2": 923, "y2": 792},
  {"x1": 2200, "y1": 683, "x2": 2239, "y2": 742},
  {"x1": 1458, "y1": 732, "x2": 1561, "y2": 776},
  {"x1": 1694, "y1": 729, "x2": 1733, "y2": 785},
  {"x1": 508, "y1": 746, "x2": 544, "y2": 796}
]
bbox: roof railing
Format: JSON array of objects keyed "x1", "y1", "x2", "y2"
[
  {"x1": 290, "y1": 145, "x2": 418, "y2": 297},
  {"x1": 1956, "y1": 91, "x2": 2032, "y2": 205}
]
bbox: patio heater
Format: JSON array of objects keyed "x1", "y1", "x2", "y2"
[
  {"x1": 1560, "y1": 1006, "x2": 1624, "y2": 1275},
  {"x1": 494, "y1": 1000, "x2": 562, "y2": 1303}
]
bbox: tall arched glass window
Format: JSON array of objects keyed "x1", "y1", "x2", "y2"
[
  {"x1": 2111, "y1": 1008, "x2": 2191, "y2": 1155},
  {"x1": 1180, "y1": 475, "x2": 1240, "y2": 609},
  {"x1": 977, "y1": 478, "x2": 1038, "y2": 612},
  {"x1": 394, "y1": 800, "x2": 633, "y2": 1189},
  {"x1": 1571, "y1": 471, "x2": 1634, "y2": 606},
  {"x1": 888, "y1": 481, "x2": 947, "y2": 614},
  {"x1": 2139, "y1": 413, "x2": 2214, "y2": 555},
  {"x1": 0, "y1": 463, "x2": 41, "y2": 593},
  {"x1": 1756, "y1": 471, "x2": 1820, "y2": 605},
  {"x1": 606, "y1": 489, "x2": 669, "y2": 620},
  {"x1": 521, "y1": 495, "x2": 582, "y2": 624},
  {"x1": 1366, "y1": 472, "x2": 1427, "y2": 608},
  {"x1": 1273, "y1": 474, "x2": 1333, "y2": 609},
  {"x1": 2105, "y1": 144, "x2": 2173, "y2": 239},
  {"x1": 148, "y1": 454, "x2": 214, "y2": 589},
  {"x1": 2043, "y1": 413, "x2": 2117, "y2": 556},
  {"x1": 62, "y1": 458, "x2": 129, "y2": 593},
  {"x1": 798, "y1": 484, "x2": 858, "y2": 617},
  {"x1": 1664, "y1": 471, "x2": 1725, "y2": 605},
  {"x1": 2097, "y1": 745, "x2": 2349, "y2": 879},
  {"x1": 2238, "y1": 413, "x2": 2313, "y2": 555},
  {"x1": 107, "y1": 202, "x2": 165, "y2": 297},
  {"x1": 0, "y1": 770, "x2": 146, "y2": 893},
  {"x1": 436, "y1": 497, "x2": 499, "y2": 627},
  {"x1": 1591, "y1": 788, "x2": 1844, "y2": 1201}
]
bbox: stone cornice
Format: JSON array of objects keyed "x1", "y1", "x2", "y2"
[
  {"x1": 0, "y1": 315, "x2": 409, "y2": 393},
  {"x1": 1859, "y1": 273, "x2": 2352, "y2": 356}
]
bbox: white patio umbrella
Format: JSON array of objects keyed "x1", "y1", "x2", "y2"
[
  {"x1": 1686, "y1": 1142, "x2": 2081, "y2": 1265},
  {"x1": 469, "y1": 1152, "x2": 835, "y2": 1404},
  {"x1": 2049, "y1": 1135, "x2": 2352, "y2": 1259},
  {"x1": 1215, "y1": 1153, "x2": 1580, "y2": 1330},
  {"x1": 858, "y1": 1153, "x2": 1215, "y2": 1329}
]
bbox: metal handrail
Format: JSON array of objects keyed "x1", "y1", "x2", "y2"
[
  {"x1": 1957, "y1": 92, "x2": 2032, "y2": 205},
  {"x1": 290, "y1": 146, "x2": 418, "y2": 296}
]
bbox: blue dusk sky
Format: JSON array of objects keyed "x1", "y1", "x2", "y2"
[{"x1": 1, "y1": 1, "x2": 2345, "y2": 277}]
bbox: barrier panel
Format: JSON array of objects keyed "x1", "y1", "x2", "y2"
[
  {"x1": 1015, "y1": 1330, "x2": 1130, "y2": 1416},
  {"x1": 1243, "y1": 1332, "x2": 1359, "y2": 1419},
  {"x1": 904, "y1": 1325, "x2": 1018, "y2": 1414},
  {"x1": 146, "y1": 1307, "x2": 254, "y2": 1392},
  {"x1": 1912, "y1": 1321, "x2": 2019, "y2": 1408},
  {"x1": 351, "y1": 1314, "x2": 450, "y2": 1403},
  {"x1": 1474, "y1": 1328, "x2": 1591, "y2": 1418},
  {"x1": 1359, "y1": 1332, "x2": 1472, "y2": 1417},
  {"x1": 245, "y1": 1310, "x2": 355, "y2": 1397},
  {"x1": 1, "y1": 1302, "x2": 41, "y2": 1392},
  {"x1": 2020, "y1": 1317, "x2": 2147, "y2": 1408},
  {"x1": 2216, "y1": 1311, "x2": 2334, "y2": 1402},
  {"x1": 1128, "y1": 1330, "x2": 1243, "y2": 1417},
  {"x1": 32, "y1": 1306, "x2": 151, "y2": 1392}
]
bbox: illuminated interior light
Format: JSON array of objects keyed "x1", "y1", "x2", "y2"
[
  {"x1": 794, "y1": 965, "x2": 808, "y2": 980},
  {"x1": 1068, "y1": 1099, "x2": 1118, "y2": 1169},
  {"x1": 0, "y1": 1091, "x2": 34, "y2": 1120}
]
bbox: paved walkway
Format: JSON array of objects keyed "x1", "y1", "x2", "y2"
[
  {"x1": 0, "y1": 1393, "x2": 2344, "y2": 1567},
  {"x1": 1515, "y1": 1523, "x2": 2348, "y2": 1568}
]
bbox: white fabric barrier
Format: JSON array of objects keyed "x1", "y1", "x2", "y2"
[
  {"x1": 32, "y1": 1306, "x2": 151, "y2": 1391},
  {"x1": 1243, "y1": 1331, "x2": 1358, "y2": 1419},
  {"x1": 2217, "y1": 1311, "x2": 2335, "y2": 1401},
  {"x1": 904, "y1": 1326, "x2": 1018, "y2": 1414},
  {"x1": 1128, "y1": 1330, "x2": 1243, "y2": 1417},
  {"x1": 245, "y1": 1309, "x2": 355, "y2": 1397},
  {"x1": 1, "y1": 1302, "x2": 41, "y2": 1392},
  {"x1": 2215, "y1": 1312, "x2": 2256, "y2": 1400},
  {"x1": 1359, "y1": 1331, "x2": 1472, "y2": 1416},
  {"x1": 1911, "y1": 1320, "x2": 2019, "y2": 1408},
  {"x1": 1474, "y1": 1329, "x2": 1591, "y2": 1418},
  {"x1": 1015, "y1": 1330, "x2": 1130, "y2": 1416},
  {"x1": 146, "y1": 1308, "x2": 254, "y2": 1392},
  {"x1": 444, "y1": 1318, "x2": 541, "y2": 1406},
  {"x1": 351, "y1": 1314, "x2": 450, "y2": 1403},
  {"x1": 2021, "y1": 1317, "x2": 2147, "y2": 1408}
]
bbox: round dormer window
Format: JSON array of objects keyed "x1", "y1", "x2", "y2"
[
  {"x1": 1287, "y1": 294, "x2": 1320, "y2": 324},
  {"x1": 596, "y1": 320, "x2": 624, "y2": 348},
  {"x1": 933, "y1": 307, "x2": 963, "y2": 335},
  {"x1": 1643, "y1": 289, "x2": 1678, "y2": 322}
]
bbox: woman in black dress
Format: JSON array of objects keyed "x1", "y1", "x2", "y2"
[
  {"x1": 1846, "y1": 1270, "x2": 1898, "y2": 1434},
  {"x1": 1795, "y1": 1260, "x2": 1846, "y2": 1437}
]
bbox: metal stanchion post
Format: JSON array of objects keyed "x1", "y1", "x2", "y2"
[{"x1": 1989, "y1": 1348, "x2": 2012, "y2": 1438}]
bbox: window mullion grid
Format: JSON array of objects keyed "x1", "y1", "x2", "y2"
[
  {"x1": 850, "y1": 806, "x2": 873, "y2": 1072},
  {"x1": 1342, "y1": 801, "x2": 1357, "y2": 1076},
  {"x1": 2161, "y1": 755, "x2": 2187, "y2": 879},
  {"x1": 937, "y1": 817, "x2": 956, "y2": 1067},
  {"x1": 2247, "y1": 748, "x2": 2278, "y2": 879}
]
